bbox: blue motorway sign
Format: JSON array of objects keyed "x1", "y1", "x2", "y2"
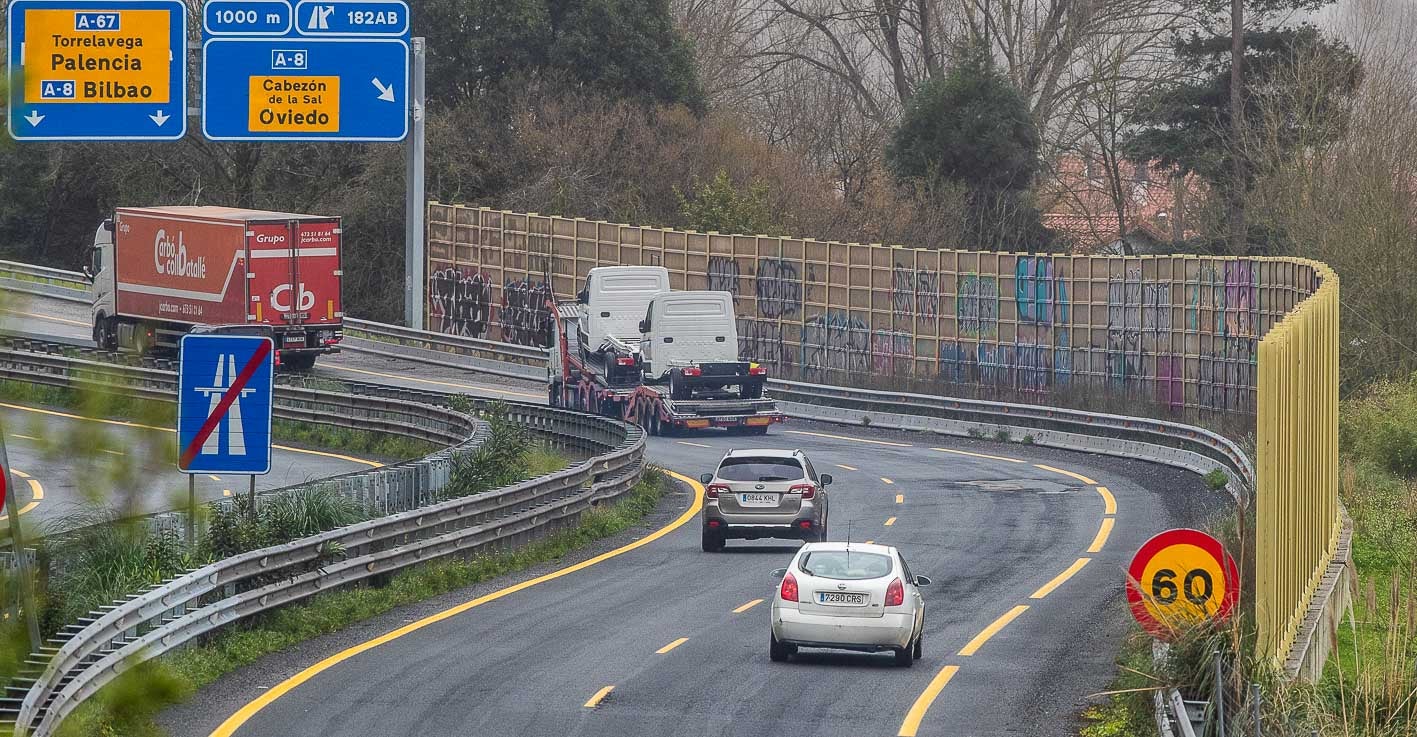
[
  {"x1": 177, "y1": 335, "x2": 275, "y2": 475},
  {"x1": 200, "y1": 0, "x2": 410, "y2": 142},
  {"x1": 5, "y1": 0, "x2": 187, "y2": 141}
]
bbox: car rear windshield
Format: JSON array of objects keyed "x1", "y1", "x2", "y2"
[
  {"x1": 716, "y1": 457, "x2": 804, "y2": 482},
  {"x1": 799, "y1": 551, "x2": 893, "y2": 580}
]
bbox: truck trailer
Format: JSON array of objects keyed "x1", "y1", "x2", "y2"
[
  {"x1": 548, "y1": 266, "x2": 783, "y2": 435},
  {"x1": 84, "y1": 206, "x2": 344, "y2": 370}
]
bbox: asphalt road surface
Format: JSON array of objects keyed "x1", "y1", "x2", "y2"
[{"x1": 8, "y1": 291, "x2": 1227, "y2": 736}]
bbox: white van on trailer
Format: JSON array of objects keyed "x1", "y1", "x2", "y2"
[{"x1": 639, "y1": 291, "x2": 740, "y2": 380}]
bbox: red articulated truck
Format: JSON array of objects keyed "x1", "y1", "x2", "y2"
[{"x1": 83, "y1": 206, "x2": 343, "y2": 370}]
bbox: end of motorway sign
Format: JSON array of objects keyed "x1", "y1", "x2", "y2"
[{"x1": 6, "y1": 0, "x2": 187, "y2": 141}]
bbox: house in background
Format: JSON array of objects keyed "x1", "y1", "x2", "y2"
[{"x1": 1040, "y1": 156, "x2": 1206, "y2": 255}]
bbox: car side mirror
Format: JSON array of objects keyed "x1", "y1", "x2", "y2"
[
  {"x1": 914, "y1": 575, "x2": 933, "y2": 587},
  {"x1": 81, "y1": 264, "x2": 94, "y2": 282},
  {"x1": 771, "y1": 568, "x2": 787, "y2": 579},
  {"x1": 819, "y1": 473, "x2": 833, "y2": 487},
  {"x1": 577, "y1": 289, "x2": 589, "y2": 304},
  {"x1": 639, "y1": 319, "x2": 648, "y2": 333},
  {"x1": 699, "y1": 473, "x2": 714, "y2": 485}
]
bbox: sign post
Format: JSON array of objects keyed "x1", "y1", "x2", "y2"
[
  {"x1": 403, "y1": 36, "x2": 424, "y2": 330},
  {"x1": 6, "y1": 0, "x2": 187, "y2": 141},
  {"x1": 177, "y1": 335, "x2": 275, "y2": 546},
  {"x1": 1126, "y1": 528, "x2": 1241, "y2": 638}
]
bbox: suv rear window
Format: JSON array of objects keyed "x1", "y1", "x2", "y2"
[
  {"x1": 716, "y1": 457, "x2": 803, "y2": 482},
  {"x1": 799, "y1": 551, "x2": 893, "y2": 580}
]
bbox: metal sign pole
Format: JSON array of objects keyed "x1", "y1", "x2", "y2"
[
  {"x1": 0, "y1": 429, "x2": 42, "y2": 652},
  {"x1": 403, "y1": 36, "x2": 426, "y2": 330},
  {"x1": 187, "y1": 474, "x2": 196, "y2": 550},
  {"x1": 248, "y1": 474, "x2": 256, "y2": 519}
]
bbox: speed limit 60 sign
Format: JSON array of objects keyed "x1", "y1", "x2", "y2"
[{"x1": 1126, "y1": 528, "x2": 1240, "y2": 638}]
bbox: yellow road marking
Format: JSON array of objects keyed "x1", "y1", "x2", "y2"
[
  {"x1": 958, "y1": 605, "x2": 1029, "y2": 656},
  {"x1": 881, "y1": 477, "x2": 894, "y2": 485},
  {"x1": 895, "y1": 494, "x2": 903, "y2": 504},
  {"x1": 208, "y1": 470, "x2": 706, "y2": 737},
  {"x1": 1088, "y1": 518, "x2": 1115, "y2": 553},
  {"x1": 0, "y1": 402, "x2": 381, "y2": 467},
  {"x1": 835, "y1": 464, "x2": 857, "y2": 471},
  {"x1": 209, "y1": 475, "x2": 222, "y2": 482},
  {"x1": 733, "y1": 598, "x2": 764, "y2": 614},
  {"x1": 583, "y1": 686, "x2": 614, "y2": 709},
  {"x1": 864, "y1": 540, "x2": 874, "y2": 544},
  {"x1": 1030, "y1": 558, "x2": 1091, "y2": 599},
  {"x1": 1034, "y1": 464, "x2": 1097, "y2": 485},
  {"x1": 884, "y1": 517, "x2": 897, "y2": 526},
  {"x1": 2, "y1": 309, "x2": 88, "y2": 327},
  {"x1": 784, "y1": 430, "x2": 912, "y2": 448},
  {"x1": 655, "y1": 637, "x2": 689, "y2": 654},
  {"x1": 222, "y1": 489, "x2": 232, "y2": 497},
  {"x1": 323, "y1": 365, "x2": 541, "y2": 399},
  {"x1": 897, "y1": 665, "x2": 960, "y2": 737},
  {"x1": 0, "y1": 469, "x2": 43, "y2": 519},
  {"x1": 676, "y1": 441, "x2": 712, "y2": 449},
  {"x1": 8, "y1": 433, "x2": 37, "y2": 441},
  {"x1": 930, "y1": 447, "x2": 1024, "y2": 464},
  {"x1": 101, "y1": 449, "x2": 123, "y2": 456},
  {"x1": 1095, "y1": 486, "x2": 1117, "y2": 515}
]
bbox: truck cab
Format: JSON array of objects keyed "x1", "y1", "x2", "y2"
[
  {"x1": 639, "y1": 291, "x2": 739, "y2": 381},
  {"x1": 574, "y1": 266, "x2": 670, "y2": 380}
]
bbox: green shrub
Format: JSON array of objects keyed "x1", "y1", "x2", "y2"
[
  {"x1": 1204, "y1": 468, "x2": 1230, "y2": 491},
  {"x1": 1342, "y1": 375, "x2": 1417, "y2": 478}
]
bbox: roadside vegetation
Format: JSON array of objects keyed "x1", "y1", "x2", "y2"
[{"x1": 52, "y1": 468, "x2": 667, "y2": 737}]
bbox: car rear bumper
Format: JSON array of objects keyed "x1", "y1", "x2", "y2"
[
  {"x1": 703, "y1": 516, "x2": 817, "y2": 540},
  {"x1": 772, "y1": 606, "x2": 915, "y2": 651}
]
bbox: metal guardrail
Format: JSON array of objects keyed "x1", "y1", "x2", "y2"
[
  {"x1": 0, "y1": 260, "x2": 90, "y2": 305},
  {"x1": 0, "y1": 332, "x2": 645, "y2": 737}
]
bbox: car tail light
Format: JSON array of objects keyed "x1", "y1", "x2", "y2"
[
  {"x1": 789, "y1": 483, "x2": 816, "y2": 500},
  {"x1": 681, "y1": 367, "x2": 702, "y2": 377},
  {"x1": 323, "y1": 337, "x2": 341, "y2": 346},
  {"x1": 706, "y1": 519, "x2": 721, "y2": 528},
  {"x1": 616, "y1": 356, "x2": 635, "y2": 366},
  {"x1": 749, "y1": 365, "x2": 767, "y2": 376},
  {"x1": 797, "y1": 520, "x2": 812, "y2": 529},
  {"x1": 885, "y1": 577, "x2": 905, "y2": 607},
  {"x1": 780, "y1": 572, "x2": 799, "y2": 602},
  {"x1": 274, "y1": 351, "x2": 282, "y2": 367},
  {"x1": 706, "y1": 484, "x2": 730, "y2": 499}
]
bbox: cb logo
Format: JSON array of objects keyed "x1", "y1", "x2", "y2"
[{"x1": 271, "y1": 283, "x2": 316, "y2": 312}]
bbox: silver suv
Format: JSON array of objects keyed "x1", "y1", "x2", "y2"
[{"x1": 699, "y1": 449, "x2": 832, "y2": 552}]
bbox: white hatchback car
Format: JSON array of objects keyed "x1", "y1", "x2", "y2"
[{"x1": 770, "y1": 542, "x2": 930, "y2": 667}]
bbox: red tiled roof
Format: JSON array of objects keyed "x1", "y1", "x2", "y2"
[{"x1": 1041, "y1": 156, "x2": 1205, "y2": 252}]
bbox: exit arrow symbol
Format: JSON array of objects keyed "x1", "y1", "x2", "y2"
[
  {"x1": 371, "y1": 78, "x2": 395, "y2": 103},
  {"x1": 150, "y1": 110, "x2": 170, "y2": 126},
  {"x1": 24, "y1": 111, "x2": 44, "y2": 127}
]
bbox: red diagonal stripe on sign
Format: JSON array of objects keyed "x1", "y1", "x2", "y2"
[{"x1": 179, "y1": 340, "x2": 271, "y2": 470}]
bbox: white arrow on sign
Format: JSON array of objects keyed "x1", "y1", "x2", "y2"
[
  {"x1": 150, "y1": 110, "x2": 170, "y2": 126},
  {"x1": 371, "y1": 78, "x2": 395, "y2": 103},
  {"x1": 24, "y1": 111, "x2": 44, "y2": 127}
]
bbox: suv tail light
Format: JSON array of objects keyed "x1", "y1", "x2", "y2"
[
  {"x1": 885, "y1": 577, "x2": 905, "y2": 607},
  {"x1": 681, "y1": 366, "x2": 702, "y2": 377},
  {"x1": 706, "y1": 484, "x2": 730, "y2": 500},
  {"x1": 780, "y1": 572, "x2": 799, "y2": 602},
  {"x1": 616, "y1": 356, "x2": 636, "y2": 366},
  {"x1": 789, "y1": 483, "x2": 816, "y2": 500}
]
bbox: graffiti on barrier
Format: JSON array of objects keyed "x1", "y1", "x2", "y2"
[
  {"x1": 1156, "y1": 354, "x2": 1183, "y2": 409},
  {"x1": 738, "y1": 318, "x2": 786, "y2": 370},
  {"x1": 1199, "y1": 337, "x2": 1257, "y2": 411},
  {"x1": 501, "y1": 278, "x2": 554, "y2": 348},
  {"x1": 1015, "y1": 257, "x2": 1069, "y2": 325},
  {"x1": 801, "y1": 312, "x2": 870, "y2": 377},
  {"x1": 428, "y1": 267, "x2": 493, "y2": 338},
  {"x1": 755, "y1": 258, "x2": 801, "y2": 318},
  {"x1": 937, "y1": 339, "x2": 1072, "y2": 392},
  {"x1": 957, "y1": 275, "x2": 999, "y2": 338},
  {"x1": 871, "y1": 330, "x2": 915, "y2": 375},
  {"x1": 1188, "y1": 261, "x2": 1259, "y2": 336},
  {"x1": 892, "y1": 264, "x2": 940, "y2": 319},
  {"x1": 708, "y1": 256, "x2": 742, "y2": 302}
]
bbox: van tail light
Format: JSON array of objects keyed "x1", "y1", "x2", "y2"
[
  {"x1": 706, "y1": 484, "x2": 730, "y2": 500},
  {"x1": 681, "y1": 366, "x2": 702, "y2": 377},
  {"x1": 780, "y1": 572, "x2": 799, "y2": 602},
  {"x1": 616, "y1": 356, "x2": 636, "y2": 366},
  {"x1": 885, "y1": 577, "x2": 905, "y2": 607},
  {"x1": 749, "y1": 365, "x2": 767, "y2": 376},
  {"x1": 789, "y1": 483, "x2": 816, "y2": 500}
]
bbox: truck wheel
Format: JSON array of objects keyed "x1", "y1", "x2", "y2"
[
  {"x1": 548, "y1": 382, "x2": 561, "y2": 407},
  {"x1": 93, "y1": 317, "x2": 115, "y2": 352}
]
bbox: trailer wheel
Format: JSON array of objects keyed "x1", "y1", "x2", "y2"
[{"x1": 669, "y1": 370, "x2": 689, "y2": 401}]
